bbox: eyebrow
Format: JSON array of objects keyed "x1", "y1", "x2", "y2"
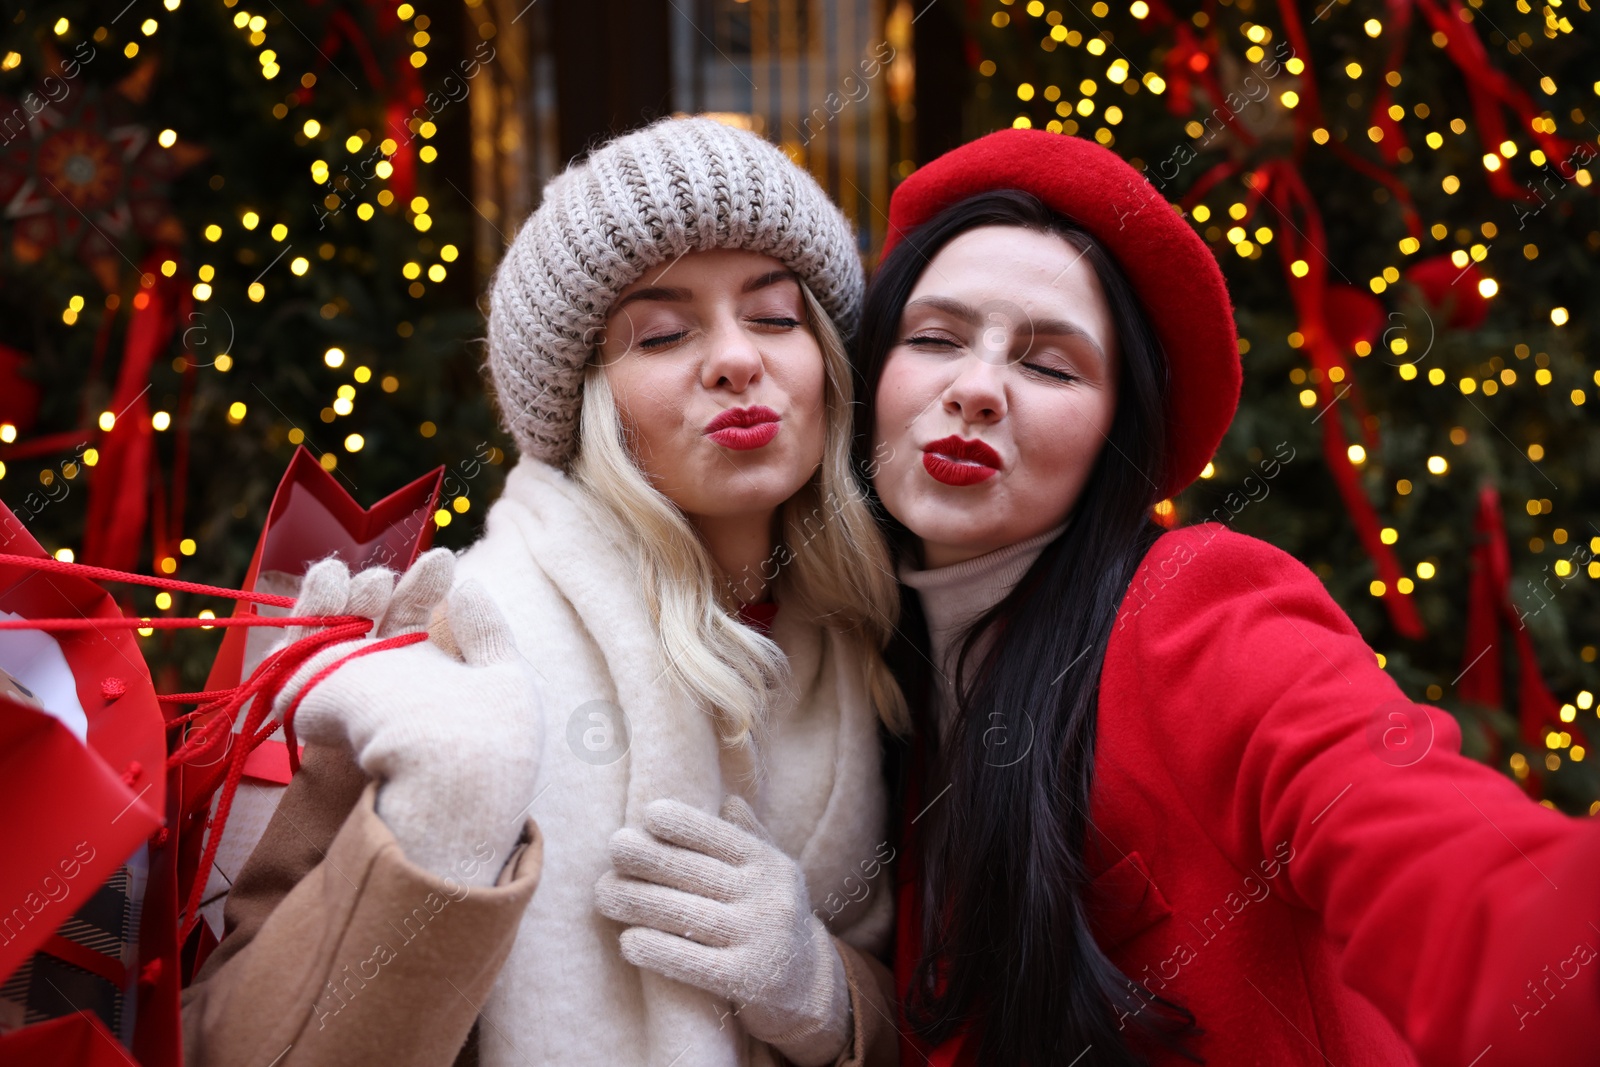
[
  {"x1": 610, "y1": 268, "x2": 801, "y2": 315},
  {"x1": 904, "y1": 295, "x2": 1107, "y2": 358},
  {"x1": 743, "y1": 268, "x2": 800, "y2": 294}
]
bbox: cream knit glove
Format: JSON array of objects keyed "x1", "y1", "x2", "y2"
[
  {"x1": 271, "y1": 553, "x2": 544, "y2": 887},
  {"x1": 594, "y1": 796, "x2": 851, "y2": 1066},
  {"x1": 272, "y1": 548, "x2": 456, "y2": 689}
]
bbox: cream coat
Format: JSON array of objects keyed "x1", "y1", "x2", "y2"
[{"x1": 463, "y1": 457, "x2": 892, "y2": 1067}]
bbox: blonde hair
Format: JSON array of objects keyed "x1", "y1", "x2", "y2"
[{"x1": 571, "y1": 284, "x2": 908, "y2": 745}]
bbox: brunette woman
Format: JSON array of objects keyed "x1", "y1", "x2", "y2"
[{"x1": 853, "y1": 130, "x2": 1600, "y2": 1066}]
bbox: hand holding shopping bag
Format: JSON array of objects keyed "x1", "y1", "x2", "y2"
[{"x1": 271, "y1": 557, "x2": 546, "y2": 886}]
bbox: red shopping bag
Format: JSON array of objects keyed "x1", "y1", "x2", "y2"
[
  {"x1": 198, "y1": 445, "x2": 442, "y2": 787},
  {"x1": 0, "y1": 504, "x2": 173, "y2": 1063},
  {"x1": 0, "y1": 1011, "x2": 141, "y2": 1066},
  {"x1": 178, "y1": 446, "x2": 441, "y2": 967}
]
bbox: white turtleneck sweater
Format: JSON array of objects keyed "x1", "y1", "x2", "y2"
[{"x1": 897, "y1": 521, "x2": 1070, "y2": 739}]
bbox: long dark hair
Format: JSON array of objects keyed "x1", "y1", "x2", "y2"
[{"x1": 853, "y1": 191, "x2": 1200, "y2": 1065}]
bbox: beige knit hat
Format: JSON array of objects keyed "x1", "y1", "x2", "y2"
[{"x1": 485, "y1": 116, "x2": 865, "y2": 467}]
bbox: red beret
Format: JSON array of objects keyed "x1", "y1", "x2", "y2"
[{"x1": 882, "y1": 129, "x2": 1241, "y2": 501}]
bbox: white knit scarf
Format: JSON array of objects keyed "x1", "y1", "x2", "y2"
[{"x1": 460, "y1": 459, "x2": 891, "y2": 1067}]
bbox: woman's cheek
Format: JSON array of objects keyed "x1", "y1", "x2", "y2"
[
  {"x1": 613, "y1": 382, "x2": 679, "y2": 479},
  {"x1": 1044, "y1": 403, "x2": 1108, "y2": 512},
  {"x1": 875, "y1": 358, "x2": 924, "y2": 437},
  {"x1": 796, "y1": 344, "x2": 828, "y2": 415},
  {"x1": 882, "y1": 442, "x2": 921, "y2": 520}
]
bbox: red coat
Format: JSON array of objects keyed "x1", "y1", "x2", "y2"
[{"x1": 896, "y1": 524, "x2": 1600, "y2": 1066}]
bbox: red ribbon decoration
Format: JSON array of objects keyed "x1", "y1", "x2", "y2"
[
  {"x1": 2, "y1": 261, "x2": 198, "y2": 585},
  {"x1": 1457, "y1": 487, "x2": 1578, "y2": 757},
  {"x1": 1404, "y1": 253, "x2": 1490, "y2": 330},
  {"x1": 80, "y1": 251, "x2": 191, "y2": 575},
  {"x1": 1411, "y1": 0, "x2": 1579, "y2": 201},
  {"x1": 1269, "y1": 0, "x2": 1426, "y2": 238},
  {"x1": 1260, "y1": 161, "x2": 1426, "y2": 638},
  {"x1": 384, "y1": 100, "x2": 418, "y2": 207},
  {"x1": 312, "y1": 5, "x2": 424, "y2": 208},
  {"x1": 1365, "y1": 0, "x2": 1415, "y2": 165}
]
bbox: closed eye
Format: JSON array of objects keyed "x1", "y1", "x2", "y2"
[
  {"x1": 638, "y1": 331, "x2": 688, "y2": 350},
  {"x1": 904, "y1": 333, "x2": 961, "y2": 349},
  {"x1": 752, "y1": 316, "x2": 803, "y2": 329},
  {"x1": 1023, "y1": 363, "x2": 1079, "y2": 383}
]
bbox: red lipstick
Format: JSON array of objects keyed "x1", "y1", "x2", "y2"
[
  {"x1": 922, "y1": 435, "x2": 1002, "y2": 486},
  {"x1": 705, "y1": 405, "x2": 781, "y2": 451}
]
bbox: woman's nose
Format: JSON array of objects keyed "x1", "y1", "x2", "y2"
[
  {"x1": 942, "y1": 354, "x2": 1008, "y2": 424},
  {"x1": 701, "y1": 315, "x2": 764, "y2": 392}
]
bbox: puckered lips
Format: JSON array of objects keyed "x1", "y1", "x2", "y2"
[
  {"x1": 921, "y1": 434, "x2": 1002, "y2": 486},
  {"x1": 704, "y1": 405, "x2": 782, "y2": 450}
]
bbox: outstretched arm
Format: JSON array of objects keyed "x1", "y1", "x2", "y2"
[{"x1": 1120, "y1": 527, "x2": 1600, "y2": 1067}]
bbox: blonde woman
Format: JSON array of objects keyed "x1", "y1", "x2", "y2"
[{"x1": 180, "y1": 118, "x2": 903, "y2": 1067}]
